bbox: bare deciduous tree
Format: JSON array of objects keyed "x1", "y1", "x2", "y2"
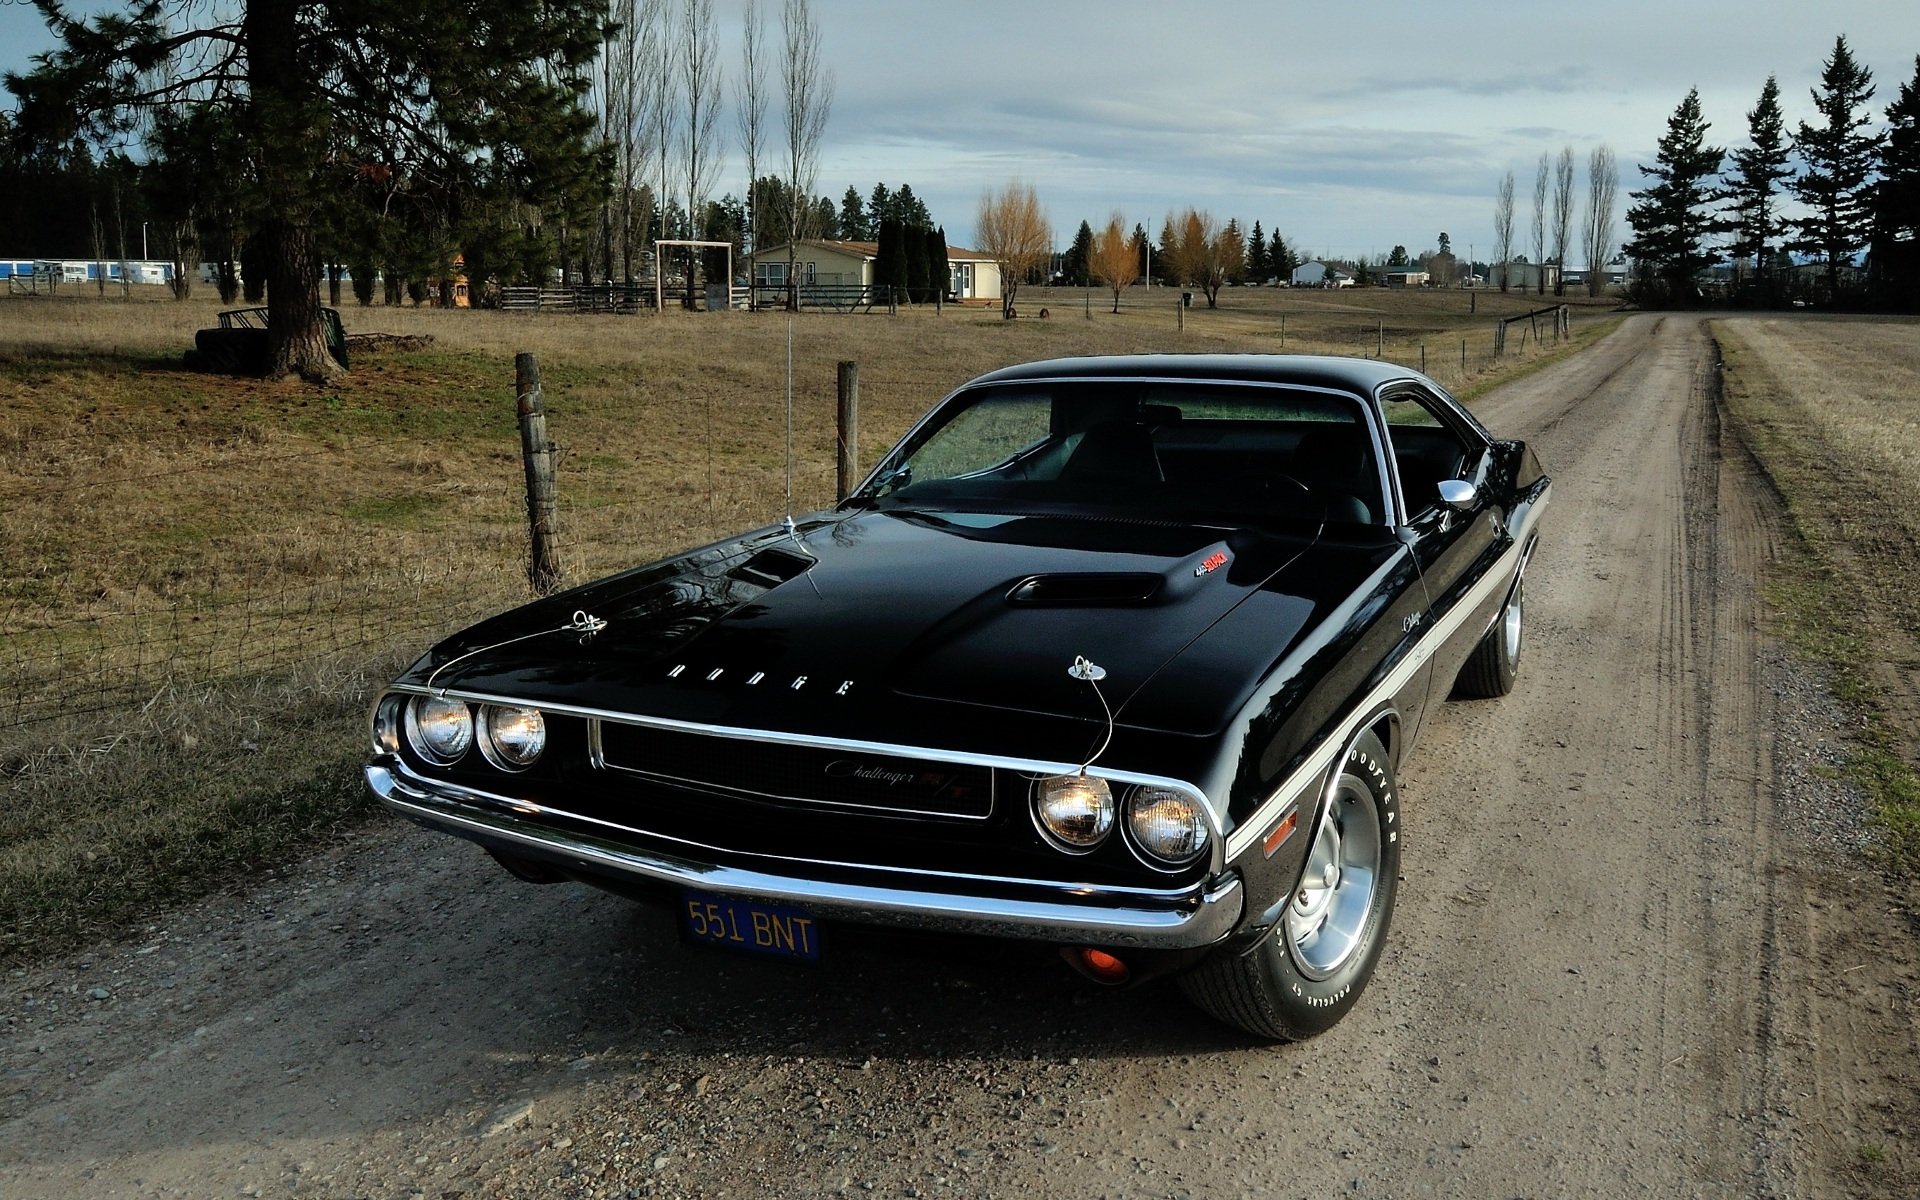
[
  {"x1": 596, "y1": 0, "x2": 664, "y2": 282},
  {"x1": 780, "y1": 0, "x2": 833, "y2": 308},
  {"x1": 1089, "y1": 212, "x2": 1135, "y2": 313},
  {"x1": 1583, "y1": 144, "x2": 1619, "y2": 298},
  {"x1": 977, "y1": 181, "x2": 1050, "y2": 318},
  {"x1": 1551, "y1": 145, "x2": 1575, "y2": 296},
  {"x1": 1182, "y1": 210, "x2": 1229, "y2": 307},
  {"x1": 735, "y1": 0, "x2": 766, "y2": 258},
  {"x1": 677, "y1": 0, "x2": 722, "y2": 305},
  {"x1": 1494, "y1": 171, "x2": 1516, "y2": 292},
  {"x1": 1531, "y1": 151, "x2": 1549, "y2": 293}
]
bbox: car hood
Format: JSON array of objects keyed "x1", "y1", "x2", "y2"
[{"x1": 399, "y1": 507, "x2": 1329, "y2": 737}]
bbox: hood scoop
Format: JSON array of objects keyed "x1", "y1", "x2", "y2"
[
  {"x1": 1007, "y1": 572, "x2": 1163, "y2": 606},
  {"x1": 729, "y1": 546, "x2": 814, "y2": 588}
]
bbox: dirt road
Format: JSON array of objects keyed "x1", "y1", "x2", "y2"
[{"x1": 5, "y1": 314, "x2": 1916, "y2": 1198}]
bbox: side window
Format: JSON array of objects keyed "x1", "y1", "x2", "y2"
[
  {"x1": 904, "y1": 392, "x2": 1056, "y2": 483},
  {"x1": 1379, "y1": 390, "x2": 1474, "y2": 513}
]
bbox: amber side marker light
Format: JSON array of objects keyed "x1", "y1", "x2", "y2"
[
  {"x1": 1065, "y1": 947, "x2": 1132, "y2": 985},
  {"x1": 1262, "y1": 809, "x2": 1300, "y2": 859}
]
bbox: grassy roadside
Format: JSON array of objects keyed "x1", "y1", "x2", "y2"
[
  {"x1": 0, "y1": 289, "x2": 1623, "y2": 965},
  {"x1": 1714, "y1": 320, "x2": 1920, "y2": 873}
]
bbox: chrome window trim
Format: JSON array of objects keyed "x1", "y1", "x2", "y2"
[
  {"x1": 1223, "y1": 487, "x2": 1550, "y2": 861},
  {"x1": 371, "y1": 755, "x2": 1216, "y2": 908},
  {"x1": 380, "y1": 687, "x2": 1225, "y2": 875},
  {"x1": 1371, "y1": 380, "x2": 1495, "y2": 527},
  {"x1": 851, "y1": 374, "x2": 1401, "y2": 529}
]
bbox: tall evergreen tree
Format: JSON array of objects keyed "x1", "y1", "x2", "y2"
[
  {"x1": 926, "y1": 226, "x2": 949, "y2": 300},
  {"x1": 1129, "y1": 223, "x2": 1149, "y2": 283},
  {"x1": 1623, "y1": 87, "x2": 1726, "y2": 306},
  {"x1": 902, "y1": 218, "x2": 929, "y2": 301},
  {"x1": 1725, "y1": 75, "x2": 1793, "y2": 296},
  {"x1": 1269, "y1": 229, "x2": 1297, "y2": 280},
  {"x1": 1062, "y1": 220, "x2": 1094, "y2": 286},
  {"x1": 1248, "y1": 220, "x2": 1268, "y2": 283},
  {"x1": 1872, "y1": 56, "x2": 1920, "y2": 309},
  {"x1": 1789, "y1": 35, "x2": 1882, "y2": 298},
  {"x1": 868, "y1": 182, "x2": 892, "y2": 228},
  {"x1": 838, "y1": 185, "x2": 868, "y2": 240},
  {"x1": 873, "y1": 215, "x2": 907, "y2": 299}
]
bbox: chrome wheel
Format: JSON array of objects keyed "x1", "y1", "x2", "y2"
[
  {"x1": 1502, "y1": 580, "x2": 1524, "y2": 661},
  {"x1": 1284, "y1": 778, "x2": 1383, "y2": 980}
]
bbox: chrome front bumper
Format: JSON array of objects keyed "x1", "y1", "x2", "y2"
[{"x1": 367, "y1": 761, "x2": 1244, "y2": 950}]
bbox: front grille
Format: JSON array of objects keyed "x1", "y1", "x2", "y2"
[{"x1": 596, "y1": 722, "x2": 996, "y2": 820}]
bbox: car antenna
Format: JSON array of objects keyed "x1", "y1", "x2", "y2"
[{"x1": 782, "y1": 318, "x2": 823, "y2": 595}]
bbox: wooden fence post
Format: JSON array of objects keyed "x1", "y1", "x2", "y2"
[
  {"x1": 1177, "y1": 298, "x2": 1185, "y2": 332},
  {"x1": 1377, "y1": 319, "x2": 1384, "y2": 358},
  {"x1": 836, "y1": 360, "x2": 859, "y2": 501},
  {"x1": 1279, "y1": 314, "x2": 1285, "y2": 348},
  {"x1": 515, "y1": 352, "x2": 564, "y2": 595}
]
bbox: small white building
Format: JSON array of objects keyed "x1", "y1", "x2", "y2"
[{"x1": 1290, "y1": 260, "x2": 1352, "y2": 288}]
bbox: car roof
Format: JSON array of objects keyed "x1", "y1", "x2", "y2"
[{"x1": 965, "y1": 353, "x2": 1432, "y2": 397}]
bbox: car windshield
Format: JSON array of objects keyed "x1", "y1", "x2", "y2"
[{"x1": 853, "y1": 379, "x2": 1383, "y2": 525}]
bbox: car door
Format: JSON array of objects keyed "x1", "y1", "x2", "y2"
[{"x1": 1377, "y1": 384, "x2": 1510, "y2": 704}]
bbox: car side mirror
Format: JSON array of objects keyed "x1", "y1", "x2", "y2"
[{"x1": 1437, "y1": 479, "x2": 1477, "y2": 511}]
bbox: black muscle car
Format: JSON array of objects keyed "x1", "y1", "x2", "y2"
[{"x1": 366, "y1": 354, "x2": 1549, "y2": 1041}]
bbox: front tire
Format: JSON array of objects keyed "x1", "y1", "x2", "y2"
[{"x1": 1179, "y1": 731, "x2": 1400, "y2": 1041}]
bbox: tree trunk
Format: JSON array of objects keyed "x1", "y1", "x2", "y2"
[{"x1": 261, "y1": 215, "x2": 341, "y2": 380}]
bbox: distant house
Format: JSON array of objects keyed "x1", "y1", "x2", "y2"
[
  {"x1": 1379, "y1": 267, "x2": 1430, "y2": 289},
  {"x1": 1492, "y1": 261, "x2": 1560, "y2": 292},
  {"x1": 1291, "y1": 260, "x2": 1352, "y2": 287},
  {"x1": 744, "y1": 239, "x2": 1002, "y2": 303}
]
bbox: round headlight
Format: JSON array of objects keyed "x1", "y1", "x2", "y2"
[
  {"x1": 1034, "y1": 773, "x2": 1115, "y2": 852},
  {"x1": 1126, "y1": 785, "x2": 1210, "y2": 866},
  {"x1": 406, "y1": 695, "x2": 474, "y2": 764},
  {"x1": 478, "y1": 705, "x2": 547, "y2": 771}
]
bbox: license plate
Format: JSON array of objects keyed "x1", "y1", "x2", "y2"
[{"x1": 679, "y1": 889, "x2": 822, "y2": 961}]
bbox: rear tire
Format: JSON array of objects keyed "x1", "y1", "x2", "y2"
[
  {"x1": 1179, "y1": 731, "x2": 1400, "y2": 1041},
  {"x1": 1454, "y1": 568, "x2": 1525, "y2": 698}
]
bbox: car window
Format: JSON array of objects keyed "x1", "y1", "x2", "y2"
[
  {"x1": 903, "y1": 391, "x2": 1055, "y2": 483},
  {"x1": 862, "y1": 381, "x2": 1385, "y2": 525},
  {"x1": 1379, "y1": 390, "x2": 1474, "y2": 514}
]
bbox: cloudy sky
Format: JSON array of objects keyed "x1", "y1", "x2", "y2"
[{"x1": 6, "y1": 0, "x2": 1919, "y2": 261}]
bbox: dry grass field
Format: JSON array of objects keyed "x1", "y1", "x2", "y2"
[
  {"x1": 1716, "y1": 314, "x2": 1920, "y2": 869},
  {"x1": 0, "y1": 282, "x2": 1617, "y2": 960}
]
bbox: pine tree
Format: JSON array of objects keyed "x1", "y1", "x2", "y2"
[
  {"x1": 1872, "y1": 55, "x2": 1920, "y2": 309},
  {"x1": 1789, "y1": 35, "x2": 1882, "y2": 299},
  {"x1": 1062, "y1": 220, "x2": 1094, "y2": 286},
  {"x1": 1725, "y1": 75, "x2": 1792, "y2": 296},
  {"x1": 838, "y1": 186, "x2": 868, "y2": 240},
  {"x1": 1129, "y1": 223, "x2": 1149, "y2": 283},
  {"x1": 868, "y1": 183, "x2": 892, "y2": 228},
  {"x1": 1248, "y1": 221, "x2": 1268, "y2": 284},
  {"x1": 1269, "y1": 230, "x2": 1297, "y2": 280},
  {"x1": 1623, "y1": 88, "x2": 1726, "y2": 306}
]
